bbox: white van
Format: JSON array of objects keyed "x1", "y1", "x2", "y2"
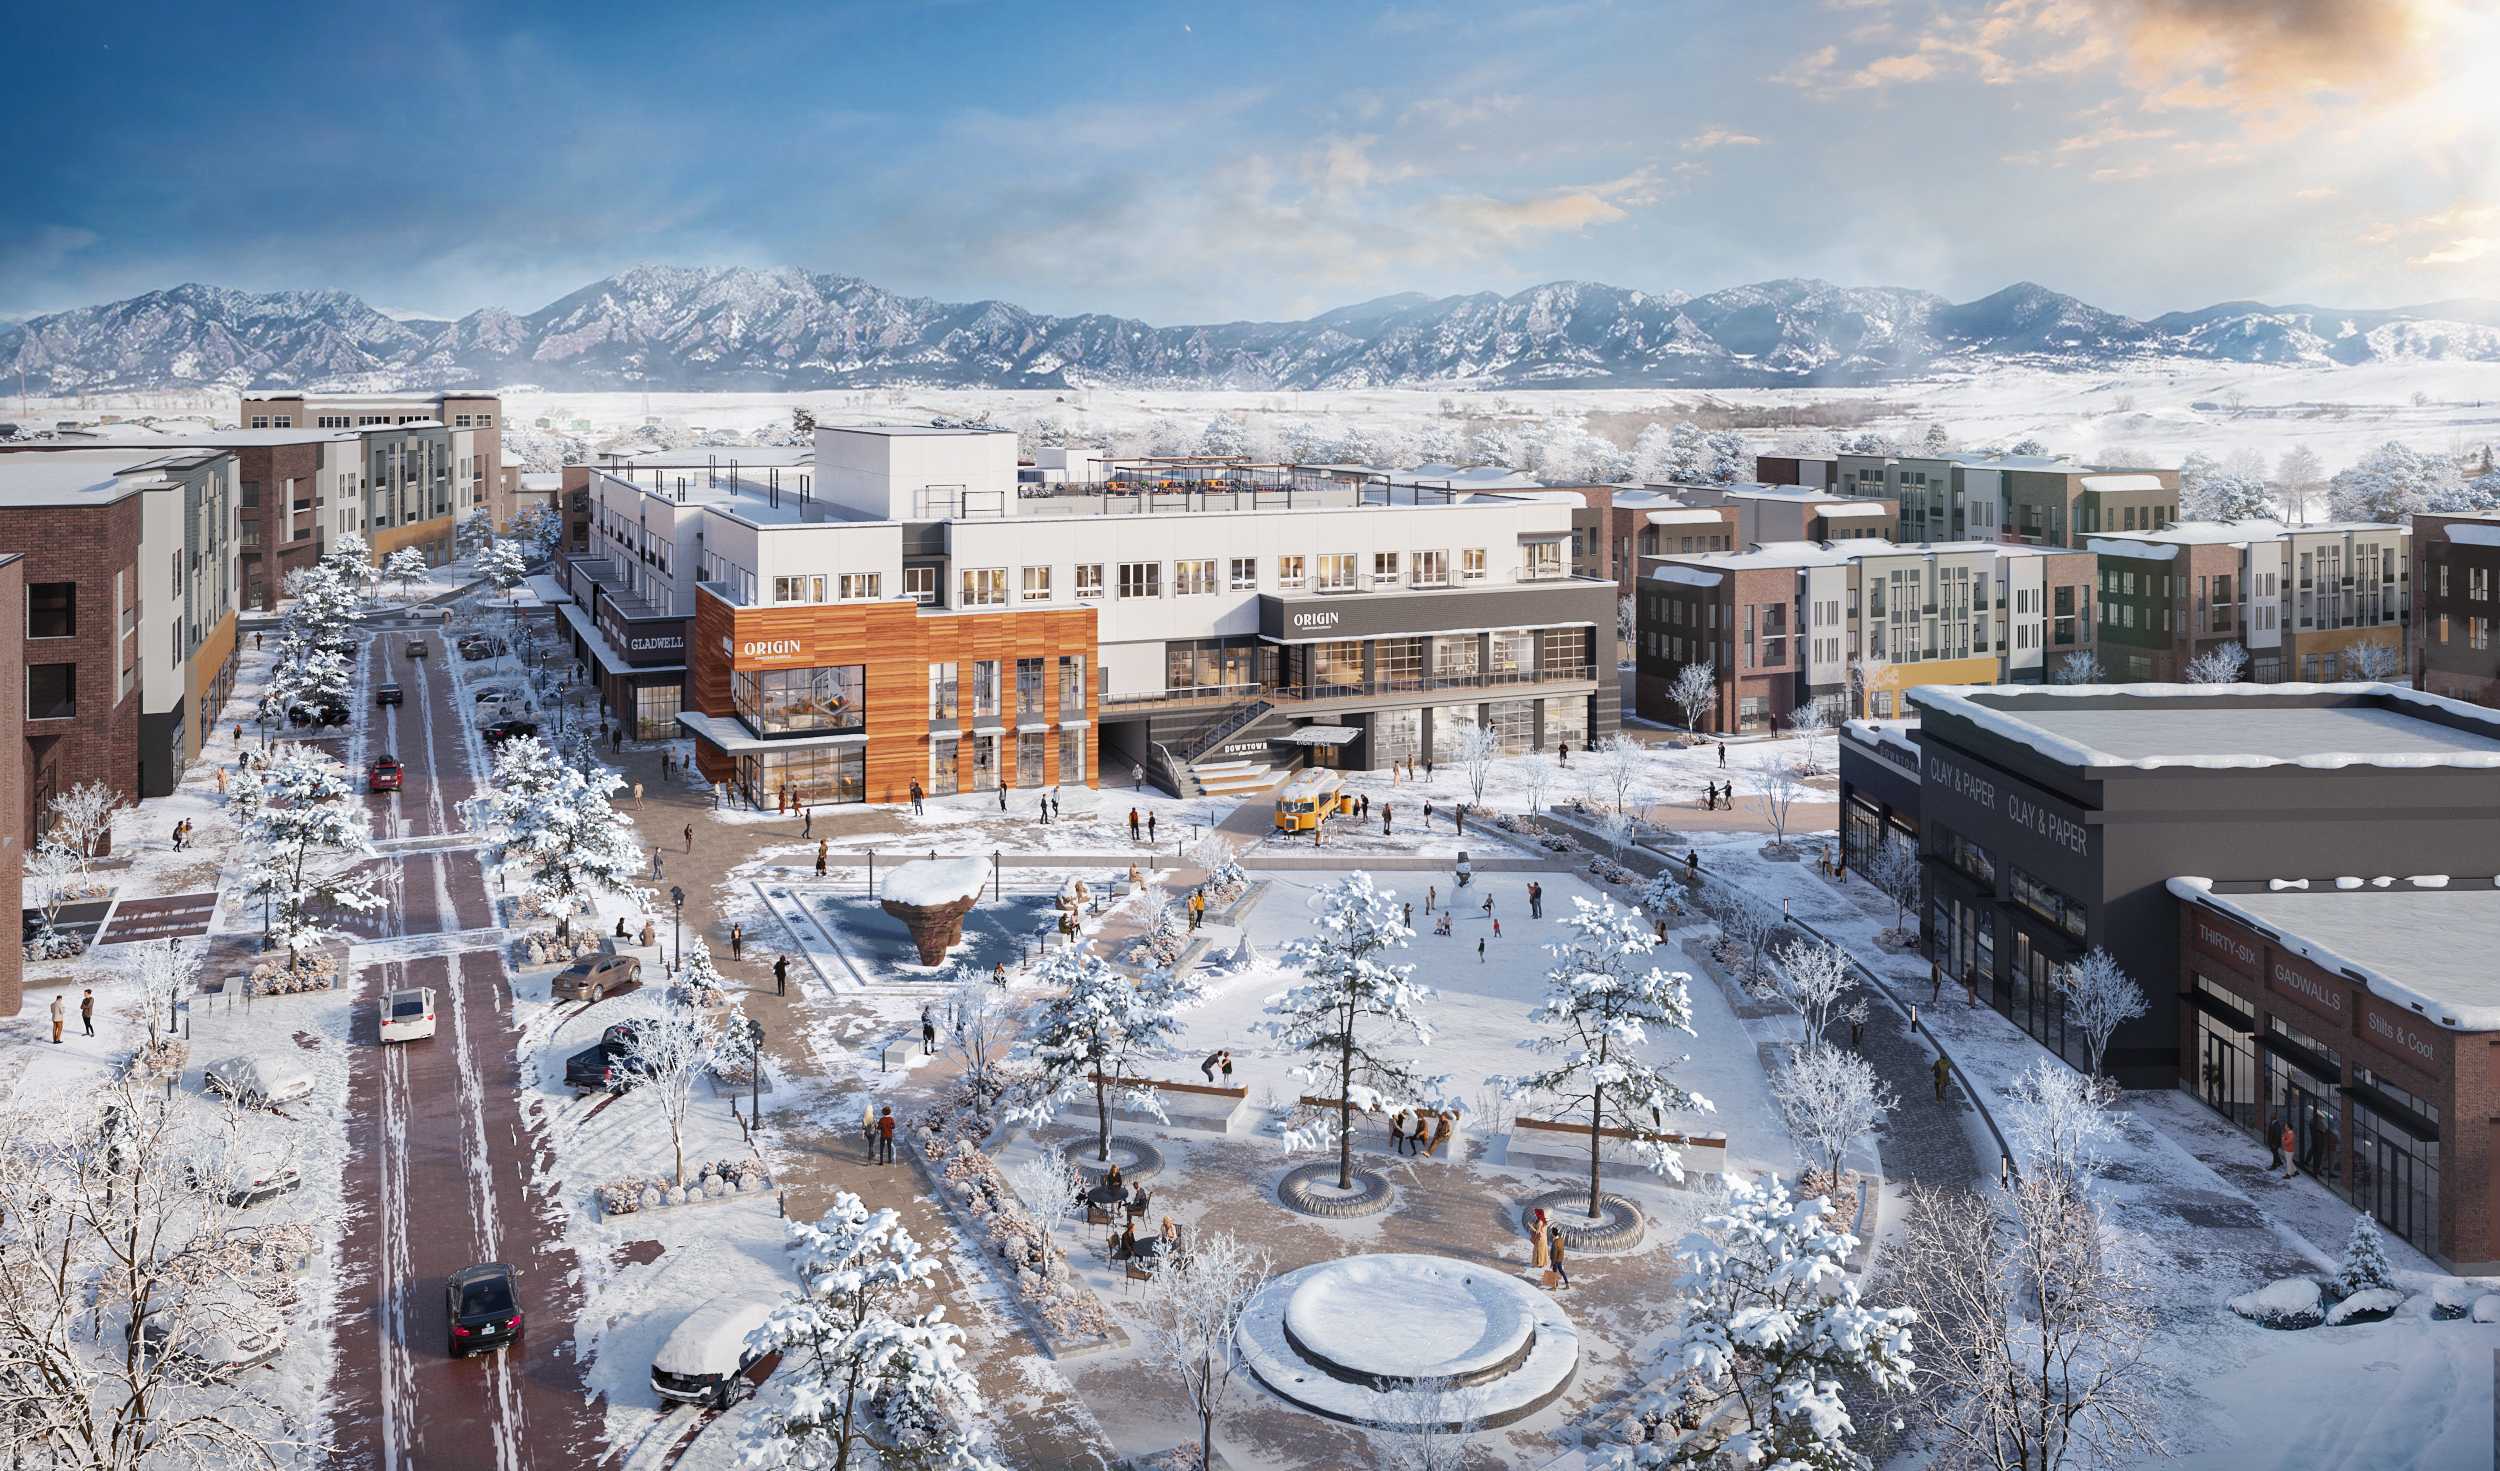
[{"x1": 651, "y1": 1298, "x2": 778, "y2": 1408}]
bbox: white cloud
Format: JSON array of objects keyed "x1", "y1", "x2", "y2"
[
  {"x1": 2408, "y1": 236, "x2": 2492, "y2": 267},
  {"x1": 1684, "y1": 126, "x2": 1765, "y2": 151},
  {"x1": 2292, "y1": 186, "x2": 2337, "y2": 201}
]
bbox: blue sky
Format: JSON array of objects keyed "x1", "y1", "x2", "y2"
[{"x1": 4, "y1": 0, "x2": 2494, "y2": 322}]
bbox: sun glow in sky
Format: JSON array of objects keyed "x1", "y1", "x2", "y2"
[{"x1": 1, "y1": 0, "x2": 2492, "y2": 321}]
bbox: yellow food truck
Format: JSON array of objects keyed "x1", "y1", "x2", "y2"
[{"x1": 1273, "y1": 768, "x2": 1353, "y2": 832}]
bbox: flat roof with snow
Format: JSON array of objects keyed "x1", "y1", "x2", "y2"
[
  {"x1": 1911, "y1": 683, "x2": 2500, "y2": 772},
  {"x1": 2170, "y1": 878, "x2": 2500, "y2": 1031}
]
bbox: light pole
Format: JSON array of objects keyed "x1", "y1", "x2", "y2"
[
  {"x1": 746, "y1": 1017, "x2": 765, "y2": 1123},
  {"x1": 670, "y1": 884, "x2": 685, "y2": 976}
]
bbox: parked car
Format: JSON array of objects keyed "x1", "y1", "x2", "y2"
[
  {"x1": 482, "y1": 719, "x2": 540, "y2": 746},
  {"x1": 651, "y1": 1297, "x2": 778, "y2": 1408},
  {"x1": 136, "y1": 1293, "x2": 286, "y2": 1380},
  {"x1": 473, "y1": 689, "x2": 526, "y2": 715},
  {"x1": 406, "y1": 638, "x2": 428, "y2": 659},
  {"x1": 286, "y1": 701, "x2": 350, "y2": 728},
  {"x1": 224, "y1": 1147, "x2": 303, "y2": 1208},
  {"x1": 368, "y1": 756, "x2": 404, "y2": 792},
  {"x1": 446, "y1": 1263, "x2": 523, "y2": 1358},
  {"x1": 376, "y1": 682, "x2": 404, "y2": 708},
  {"x1": 564, "y1": 1022, "x2": 644, "y2": 1092},
  {"x1": 379, "y1": 986, "x2": 436, "y2": 1043},
  {"x1": 202, "y1": 1057, "x2": 314, "y2": 1111},
  {"x1": 552, "y1": 954, "x2": 639, "y2": 1003},
  {"x1": 458, "y1": 635, "x2": 506, "y2": 661}
]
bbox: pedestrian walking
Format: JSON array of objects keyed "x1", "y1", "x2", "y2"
[
  {"x1": 1402, "y1": 902, "x2": 1413, "y2": 929},
  {"x1": 803, "y1": 808, "x2": 813, "y2": 837},
  {"x1": 1685, "y1": 850, "x2": 1699, "y2": 876},
  {"x1": 683, "y1": 822, "x2": 695, "y2": 853},
  {"x1": 1492, "y1": 918, "x2": 1501, "y2": 939},
  {"x1": 877, "y1": 1106, "x2": 896, "y2": 1165},
  {"x1": 650, "y1": 846, "x2": 663, "y2": 877},
  {"x1": 1382, "y1": 803, "x2": 1393, "y2": 835},
  {"x1": 1424, "y1": 758, "x2": 1434, "y2": 781},
  {"x1": 79, "y1": 989, "x2": 95, "y2": 1037},
  {"x1": 1427, "y1": 884, "x2": 1437, "y2": 913},
  {"x1": 910, "y1": 779, "x2": 925, "y2": 815},
  {"x1": 1478, "y1": 937, "x2": 1486, "y2": 964},
  {"x1": 633, "y1": 781, "x2": 645, "y2": 807},
  {"x1": 1147, "y1": 812, "x2": 1158, "y2": 843},
  {"x1": 1717, "y1": 742, "x2": 1727, "y2": 768},
  {"x1": 1528, "y1": 881, "x2": 1542, "y2": 919},
  {"x1": 254, "y1": 630, "x2": 263, "y2": 650},
  {"x1": 215, "y1": 766, "x2": 227, "y2": 797},
  {"x1": 1128, "y1": 808, "x2": 1141, "y2": 841},
  {"x1": 1454, "y1": 804, "x2": 1465, "y2": 837},
  {"x1": 2265, "y1": 1114, "x2": 2287, "y2": 1172},
  {"x1": 1423, "y1": 800, "x2": 1434, "y2": 828},
  {"x1": 1932, "y1": 1054, "x2": 1953, "y2": 1102},
  {"x1": 49, "y1": 994, "x2": 64, "y2": 1044},
  {"x1": 1530, "y1": 1207, "x2": 1550, "y2": 1268},
  {"x1": 2278, "y1": 1119, "x2": 2299, "y2": 1177},
  {"x1": 611, "y1": 727, "x2": 622, "y2": 753},
  {"x1": 730, "y1": 923, "x2": 745, "y2": 961},
  {"x1": 1548, "y1": 1227, "x2": 1569, "y2": 1288},
  {"x1": 815, "y1": 839, "x2": 829, "y2": 878},
  {"x1": 1849, "y1": 1018, "x2": 1864, "y2": 1052},
  {"x1": 1132, "y1": 761, "x2": 1145, "y2": 789},
  {"x1": 921, "y1": 1006, "x2": 937, "y2": 1053},
  {"x1": 775, "y1": 955, "x2": 790, "y2": 996}
]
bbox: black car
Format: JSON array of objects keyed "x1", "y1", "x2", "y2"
[
  {"x1": 406, "y1": 639, "x2": 428, "y2": 659},
  {"x1": 376, "y1": 683, "x2": 404, "y2": 708},
  {"x1": 564, "y1": 1022, "x2": 644, "y2": 1092},
  {"x1": 286, "y1": 701, "x2": 351, "y2": 728},
  {"x1": 482, "y1": 719, "x2": 541, "y2": 746},
  {"x1": 446, "y1": 1263, "x2": 522, "y2": 1357}
]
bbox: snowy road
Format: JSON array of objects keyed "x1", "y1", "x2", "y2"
[{"x1": 325, "y1": 627, "x2": 605, "y2": 1469}]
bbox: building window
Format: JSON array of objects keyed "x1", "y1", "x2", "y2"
[
  {"x1": 903, "y1": 566, "x2": 937, "y2": 605},
  {"x1": 1522, "y1": 541, "x2": 1564, "y2": 579},
  {"x1": 836, "y1": 573, "x2": 881, "y2": 600},
  {"x1": 1021, "y1": 566, "x2": 1052, "y2": 601},
  {"x1": 634, "y1": 682, "x2": 682, "y2": 741},
  {"x1": 1373, "y1": 551, "x2": 1400, "y2": 586},
  {"x1": 1118, "y1": 561, "x2": 1161, "y2": 599},
  {"x1": 732, "y1": 666, "x2": 865, "y2": 736},
  {"x1": 2266, "y1": 1018, "x2": 2344, "y2": 1188},
  {"x1": 1059, "y1": 655, "x2": 1088, "y2": 716},
  {"x1": 2348, "y1": 1066, "x2": 2439, "y2": 1259},
  {"x1": 773, "y1": 574, "x2": 828, "y2": 604},
  {"x1": 929, "y1": 662, "x2": 958, "y2": 721},
  {"x1": 1174, "y1": 559, "x2": 1217, "y2": 596},
  {"x1": 1230, "y1": 557, "x2": 1257, "y2": 591},
  {"x1": 1059, "y1": 728, "x2": 1086, "y2": 784},
  {"x1": 741, "y1": 745, "x2": 864, "y2": 807},
  {"x1": 929, "y1": 737, "x2": 960, "y2": 797},
  {"x1": 1017, "y1": 730, "x2": 1047, "y2": 788},
  {"x1": 972, "y1": 660, "x2": 999, "y2": 718},
  {"x1": 28, "y1": 663, "x2": 75, "y2": 720},
  {"x1": 1075, "y1": 564, "x2": 1104, "y2": 600},
  {"x1": 1539, "y1": 627, "x2": 1590, "y2": 678},
  {"x1": 1277, "y1": 555, "x2": 1306, "y2": 590},
  {"x1": 1462, "y1": 548, "x2": 1488, "y2": 580},
  {"x1": 1411, "y1": 550, "x2": 1448, "y2": 587},
  {"x1": 27, "y1": 582, "x2": 74, "y2": 639},
  {"x1": 1317, "y1": 553, "x2": 1360, "y2": 592},
  {"x1": 2189, "y1": 976, "x2": 2258, "y2": 1131},
  {"x1": 960, "y1": 567, "x2": 1008, "y2": 608},
  {"x1": 971, "y1": 733, "x2": 1000, "y2": 791},
  {"x1": 1377, "y1": 637, "x2": 1424, "y2": 689},
  {"x1": 1015, "y1": 657, "x2": 1046, "y2": 719}
]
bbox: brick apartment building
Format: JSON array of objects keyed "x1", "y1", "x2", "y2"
[
  {"x1": 236, "y1": 391, "x2": 500, "y2": 569},
  {"x1": 2089, "y1": 520, "x2": 2408, "y2": 683},
  {"x1": 1756, "y1": 450, "x2": 2181, "y2": 549},
  {"x1": 0, "y1": 552, "x2": 23, "y2": 1016},
  {"x1": 2413, "y1": 512, "x2": 2500, "y2": 706},
  {"x1": 1603, "y1": 489, "x2": 1738, "y2": 596}
]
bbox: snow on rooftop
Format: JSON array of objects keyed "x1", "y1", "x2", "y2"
[
  {"x1": 2080, "y1": 473, "x2": 2169, "y2": 492},
  {"x1": 1649, "y1": 563, "x2": 1724, "y2": 588},
  {"x1": 2170, "y1": 877, "x2": 2500, "y2": 1031},
  {"x1": 1664, "y1": 540, "x2": 1892, "y2": 571},
  {"x1": 2446, "y1": 522, "x2": 2500, "y2": 548},
  {"x1": 1645, "y1": 508, "x2": 1728, "y2": 526},
  {"x1": 1910, "y1": 682, "x2": 2500, "y2": 771},
  {"x1": 1816, "y1": 503, "x2": 1891, "y2": 518}
]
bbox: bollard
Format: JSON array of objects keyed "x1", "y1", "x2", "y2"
[{"x1": 880, "y1": 1043, "x2": 890, "y2": 1073}]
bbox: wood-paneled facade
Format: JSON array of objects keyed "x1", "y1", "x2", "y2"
[{"x1": 690, "y1": 590, "x2": 1099, "y2": 806}]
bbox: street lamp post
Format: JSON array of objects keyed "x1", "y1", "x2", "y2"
[
  {"x1": 747, "y1": 1017, "x2": 764, "y2": 1123},
  {"x1": 669, "y1": 884, "x2": 685, "y2": 976}
]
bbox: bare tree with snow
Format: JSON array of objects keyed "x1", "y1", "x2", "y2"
[
  {"x1": 1617, "y1": 592, "x2": 1637, "y2": 659},
  {"x1": 1139, "y1": 1230, "x2": 1271, "y2": 1471},
  {"x1": 2181, "y1": 640, "x2": 2249, "y2": 684},
  {"x1": 1504, "y1": 898, "x2": 1712, "y2": 1216},
  {"x1": 1595, "y1": 732, "x2": 1648, "y2": 831},
  {"x1": 1699, "y1": 888, "x2": 1778, "y2": 985},
  {"x1": 1265, "y1": 872, "x2": 1444, "y2": 1190},
  {"x1": 2004, "y1": 1057, "x2": 2124, "y2": 1187},
  {"x1": 940, "y1": 974, "x2": 1017, "y2": 1117},
  {"x1": 1861, "y1": 839, "x2": 1923, "y2": 942},
  {"x1": 740, "y1": 1194, "x2": 1002, "y2": 1471},
  {"x1": 1455, "y1": 721, "x2": 1502, "y2": 807},
  {"x1": 1784, "y1": 697, "x2": 1834, "y2": 774},
  {"x1": 2342, "y1": 639, "x2": 2402, "y2": 681},
  {"x1": 1013, "y1": 943, "x2": 1200, "y2": 1163},
  {"x1": 1849, "y1": 655, "x2": 1896, "y2": 717},
  {"x1": 624, "y1": 995, "x2": 723, "y2": 1187},
  {"x1": 1748, "y1": 755, "x2": 1811, "y2": 853},
  {"x1": 231, "y1": 742, "x2": 386, "y2": 974},
  {"x1": 1517, "y1": 749, "x2": 1557, "y2": 818},
  {"x1": 2049, "y1": 947, "x2": 2147, "y2": 1079},
  {"x1": 1757, "y1": 938, "x2": 1866, "y2": 1046},
  {"x1": 23, "y1": 838, "x2": 86, "y2": 960},
  {"x1": 1609, "y1": 1174, "x2": 1914, "y2": 1470},
  {"x1": 45, "y1": 781, "x2": 121, "y2": 889},
  {"x1": 1668, "y1": 660, "x2": 1717, "y2": 736},
  {"x1": 2050, "y1": 649, "x2": 2103, "y2": 685},
  {"x1": 2275, "y1": 445, "x2": 2325, "y2": 525},
  {"x1": 123, "y1": 939, "x2": 199, "y2": 1047},
  {"x1": 1774, "y1": 1042, "x2": 1898, "y2": 1191},
  {"x1": 1385, "y1": 1376, "x2": 1493, "y2": 1471}
]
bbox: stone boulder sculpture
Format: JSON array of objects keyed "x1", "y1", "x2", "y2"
[{"x1": 880, "y1": 856, "x2": 989, "y2": 966}]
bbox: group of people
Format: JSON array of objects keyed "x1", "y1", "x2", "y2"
[
  {"x1": 1387, "y1": 1108, "x2": 1454, "y2": 1157},
  {"x1": 1698, "y1": 782, "x2": 1733, "y2": 811},
  {"x1": 1126, "y1": 808, "x2": 1160, "y2": 844},
  {"x1": 2267, "y1": 1108, "x2": 2338, "y2": 1180},
  {"x1": 1524, "y1": 1206, "x2": 1572, "y2": 1287}
]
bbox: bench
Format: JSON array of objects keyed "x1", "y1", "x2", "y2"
[
  {"x1": 1501, "y1": 1116, "x2": 1728, "y2": 1186},
  {"x1": 1298, "y1": 1096, "x2": 1467, "y2": 1163},
  {"x1": 1088, "y1": 1074, "x2": 1254, "y2": 1137}
]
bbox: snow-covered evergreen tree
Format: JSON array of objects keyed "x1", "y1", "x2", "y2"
[
  {"x1": 486, "y1": 748, "x2": 646, "y2": 939},
  {"x1": 1265, "y1": 872, "x2": 1443, "y2": 1189},
  {"x1": 321, "y1": 530, "x2": 376, "y2": 590},
  {"x1": 2183, "y1": 471, "x2": 2277, "y2": 522},
  {"x1": 2334, "y1": 1213, "x2": 2397, "y2": 1298},
  {"x1": 2007, "y1": 437, "x2": 2050, "y2": 458},
  {"x1": 1504, "y1": 898, "x2": 1712, "y2": 1216},
  {"x1": 1922, "y1": 421, "x2": 1953, "y2": 456},
  {"x1": 231, "y1": 742, "x2": 385, "y2": 972},
  {"x1": 740, "y1": 1194, "x2": 1002, "y2": 1471},
  {"x1": 382, "y1": 546, "x2": 431, "y2": 600},
  {"x1": 1703, "y1": 429, "x2": 1749, "y2": 484},
  {"x1": 1608, "y1": 1174, "x2": 1914, "y2": 1470},
  {"x1": 2326, "y1": 440, "x2": 2462, "y2": 523},
  {"x1": 1012, "y1": 943, "x2": 1200, "y2": 1163},
  {"x1": 477, "y1": 538, "x2": 530, "y2": 594}
]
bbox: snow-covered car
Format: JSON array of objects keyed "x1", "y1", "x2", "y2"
[
  {"x1": 225, "y1": 1147, "x2": 303, "y2": 1208},
  {"x1": 379, "y1": 986, "x2": 436, "y2": 1043},
  {"x1": 651, "y1": 1297, "x2": 778, "y2": 1408},
  {"x1": 473, "y1": 689, "x2": 527, "y2": 716},
  {"x1": 202, "y1": 1057, "x2": 314, "y2": 1111},
  {"x1": 136, "y1": 1295, "x2": 286, "y2": 1381}
]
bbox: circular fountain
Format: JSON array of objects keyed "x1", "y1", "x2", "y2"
[{"x1": 1237, "y1": 1253, "x2": 1579, "y2": 1430}]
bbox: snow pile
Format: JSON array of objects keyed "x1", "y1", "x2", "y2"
[
  {"x1": 881, "y1": 856, "x2": 989, "y2": 907},
  {"x1": 2325, "y1": 1289, "x2": 2406, "y2": 1326},
  {"x1": 2229, "y1": 1277, "x2": 2324, "y2": 1328},
  {"x1": 651, "y1": 1297, "x2": 778, "y2": 1377},
  {"x1": 1280, "y1": 1255, "x2": 1533, "y2": 1384},
  {"x1": 2473, "y1": 1295, "x2": 2500, "y2": 1325}
]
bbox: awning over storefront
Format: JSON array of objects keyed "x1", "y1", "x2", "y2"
[
  {"x1": 675, "y1": 711, "x2": 866, "y2": 756},
  {"x1": 1281, "y1": 725, "x2": 1360, "y2": 746},
  {"x1": 556, "y1": 600, "x2": 685, "y2": 679},
  {"x1": 523, "y1": 573, "x2": 571, "y2": 605}
]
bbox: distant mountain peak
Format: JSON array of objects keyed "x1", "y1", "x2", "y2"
[{"x1": 2, "y1": 266, "x2": 2496, "y2": 394}]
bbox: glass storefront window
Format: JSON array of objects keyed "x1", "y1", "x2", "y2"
[
  {"x1": 1485, "y1": 698, "x2": 1534, "y2": 753},
  {"x1": 1374, "y1": 709, "x2": 1421, "y2": 765},
  {"x1": 1017, "y1": 730, "x2": 1046, "y2": 788},
  {"x1": 732, "y1": 665, "x2": 865, "y2": 736},
  {"x1": 634, "y1": 682, "x2": 681, "y2": 741},
  {"x1": 1432, "y1": 704, "x2": 1479, "y2": 760},
  {"x1": 1433, "y1": 636, "x2": 1480, "y2": 678},
  {"x1": 739, "y1": 745, "x2": 864, "y2": 806},
  {"x1": 1490, "y1": 629, "x2": 1533, "y2": 676},
  {"x1": 2265, "y1": 1018, "x2": 2344, "y2": 1185},
  {"x1": 1543, "y1": 695, "x2": 1589, "y2": 752},
  {"x1": 1313, "y1": 640, "x2": 1364, "y2": 692},
  {"x1": 930, "y1": 738, "x2": 960, "y2": 796},
  {"x1": 1377, "y1": 638, "x2": 1425, "y2": 691},
  {"x1": 971, "y1": 733, "x2": 999, "y2": 791},
  {"x1": 1059, "y1": 729, "x2": 1086, "y2": 785},
  {"x1": 1059, "y1": 655, "x2": 1087, "y2": 715},
  {"x1": 1016, "y1": 658, "x2": 1046, "y2": 719},
  {"x1": 972, "y1": 661, "x2": 999, "y2": 718},
  {"x1": 2191, "y1": 978, "x2": 2259, "y2": 1131},
  {"x1": 2348, "y1": 1067, "x2": 2438, "y2": 1259},
  {"x1": 930, "y1": 662, "x2": 958, "y2": 720},
  {"x1": 1539, "y1": 627, "x2": 1590, "y2": 678}
]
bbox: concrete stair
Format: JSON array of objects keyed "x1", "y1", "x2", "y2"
[{"x1": 1189, "y1": 757, "x2": 1284, "y2": 797}]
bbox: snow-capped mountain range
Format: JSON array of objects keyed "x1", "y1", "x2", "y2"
[{"x1": 7, "y1": 268, "x2": 2499, "y2": 394}]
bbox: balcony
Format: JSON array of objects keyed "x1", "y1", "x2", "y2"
[{"x1": 1100, "y1": 664, "x2": 1597, "y2": 716}]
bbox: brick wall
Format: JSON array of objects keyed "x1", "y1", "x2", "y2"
[
  {"x1": 0, "y1": 555, "x2": 24, "y2": 1014},
  {"x1": 0, "y1": 498, "x2": 144, "y2": 837}
]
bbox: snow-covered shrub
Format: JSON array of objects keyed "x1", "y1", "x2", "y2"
[
  {"x1": 1199, "y1": 858, "x2": 1249, "y2": 905},
  {"x1": 249, "y1": 954, "x2": 339, "y2": 996},
  {"x1": 2474, "y1": 1294, "x2": 2500, "y2": 1324},
  {"x1": 2325, "y1": 1288, "x2": 2404, "y2": 1326},
  {"x1": 924, "y1": 1135, "x2": 1112, "y2": 1344},
  {"x1": 1124, "y1": 888, "x2": 1189, "y2": 968},
  {"x1": 126, "y1": 1037, "x2": 189, "y2": 1084},
  {"x1": 2229, "y1": 1277, "x2": 2324, "y2": 1329},
  {"x1": 2333, "y1": 1214, "x2": 2398, "y2": 1299},
  {"x1": 2431, "y1": 1277, "x2": 2496, "y2": 1319}
]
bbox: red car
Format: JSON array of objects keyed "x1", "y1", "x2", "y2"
[{"x1": 368, "y1": 755, "x2": 404, "y2": 792}]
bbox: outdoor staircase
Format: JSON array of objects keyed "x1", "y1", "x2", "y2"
[{"x1": 1187, "y1": 756, "x2": 1288, "y2": 798}]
